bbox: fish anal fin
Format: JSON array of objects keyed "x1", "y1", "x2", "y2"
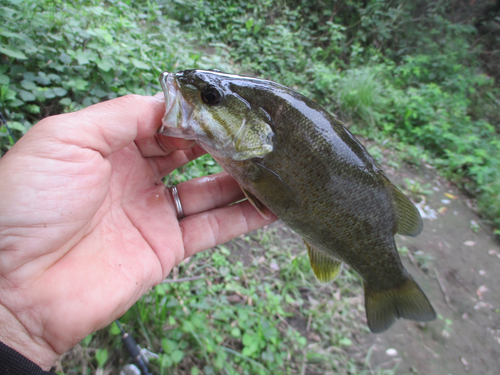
[
  {"x1": 364, "y1": 275, "x2": 436, "y2": 333},
  {"x1": 305, "y1": 241, "x2": 343, "y2": 284},
  {"x1": 389, "y1": 183, "x2": 423, "y2": 237},
  {"x1": 241, "y1": 188, "x2": 274, "y2": 220}
]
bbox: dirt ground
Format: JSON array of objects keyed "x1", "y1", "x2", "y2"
[{"x1": 363, "y1": 162, "x2": 500, "y2": 375}]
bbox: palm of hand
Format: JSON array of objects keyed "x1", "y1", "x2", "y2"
[
  {"x1": 0, "y1": 95, "x2": 275, "y2": 368},
  {"x1": 1, "y1": 122, "x2": 192, "y2": 356}
]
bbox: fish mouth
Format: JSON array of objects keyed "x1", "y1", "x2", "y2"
[
  {"x1": 159, "y1": 72, "x2": 174, "y2": 114},
  {"x1": 158, "y1": 72, "x2": 179, "y2": 135}
]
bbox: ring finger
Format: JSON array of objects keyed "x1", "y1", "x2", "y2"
[{"x1": 168, "y1": 172, "x2": 245, "y2": 217}]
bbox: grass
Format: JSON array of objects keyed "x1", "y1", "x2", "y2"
[{"x1": 59, "y1": 224, "x2": 383, "y2": 375}]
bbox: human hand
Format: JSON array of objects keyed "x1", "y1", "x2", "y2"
[{"x1": 0, "y1": 94, "x2": 277, "y2": 370}]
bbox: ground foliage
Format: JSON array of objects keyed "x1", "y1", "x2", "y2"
[{"x1": 1, "y1": 0, "x2": 500, "y2": 373}]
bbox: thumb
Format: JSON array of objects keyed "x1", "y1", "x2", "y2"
[{"x1": 29, "y1": 94, "x2": 166, "y2": 157}]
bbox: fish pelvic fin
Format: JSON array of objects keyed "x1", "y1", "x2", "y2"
[
  {"x1": 305, "y1": 241, "x2": 343, "y2": 284},
  {"x1": 389, "y1": 183, "x2": 423, "y2": 237},
  {"x1": 364, "y1": 275, "x2": 436, "y2": 333}
]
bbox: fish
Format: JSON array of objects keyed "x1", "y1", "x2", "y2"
[{"x1": 158, "y1": 69, "x2": 436, "y2": 333}]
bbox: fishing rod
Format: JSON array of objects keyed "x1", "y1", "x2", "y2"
[
  {"x1": 116, "y1": 320, "x2": 155, "y2": 375},
  {"x1": 0, "y1": 112, "x2": 18, "y2": 143},
  {"x1": 115, "y1": 319, "x2": 156, "y2": 375}
]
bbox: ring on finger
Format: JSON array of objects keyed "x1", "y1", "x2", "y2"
[{"x1": 169, "y1": 184, "x2": 184, "y2": 220}]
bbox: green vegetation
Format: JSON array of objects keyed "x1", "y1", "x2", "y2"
[
  {"x1": 164, "y1": 0, "x2": 500, "y2": 230},
  {"x1": 2, "y1": 0, "x2": 500, "y2": 373}
]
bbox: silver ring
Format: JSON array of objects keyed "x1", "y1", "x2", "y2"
[{"x1": 170, "y1": 184, "x2": 184, "y2": 220}]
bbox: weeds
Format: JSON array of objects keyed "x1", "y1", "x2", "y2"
[{"x1": 71, "y1": 225, "x2": 371, "y2": 374}]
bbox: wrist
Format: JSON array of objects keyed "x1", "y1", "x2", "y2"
[{"x1": 0, "y1": 304, "x2": 58, "y2": 371}]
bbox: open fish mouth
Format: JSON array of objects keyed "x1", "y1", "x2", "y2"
[
  {"x1": 158, "y1": 72, "x2": 179, "y2": 135},
  {"x1": 159, "y1": 72, "x2": 175, "y2": 116},
  {"x1": 158, "y1": 71, "x2": 196, "y2": 139}
]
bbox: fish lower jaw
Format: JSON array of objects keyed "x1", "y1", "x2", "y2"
[{"x1": 198, "y1": 140, "x2": 272, "y2": 161}]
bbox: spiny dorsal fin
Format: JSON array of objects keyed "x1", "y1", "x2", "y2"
[
  {"x1": 241, "y1": 188, "x2": 274, "y2": 220},
  {"x1": 364, "y1": 274, "x2": 436, "y2": 333},
  {"x1": 305, "y1": 240, "x2": 343, "y2": 284},
  {"x1": 389, "y1": 183, "x2": 423, "y2": 237}
]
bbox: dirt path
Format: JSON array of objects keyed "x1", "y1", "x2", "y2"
[{"x1": 365, "y1": 163, "x2": 500, "y2": 374}]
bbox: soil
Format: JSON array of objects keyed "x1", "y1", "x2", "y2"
[{"x1": 363, "y1": 162, "x2": 500, "y2": 375}]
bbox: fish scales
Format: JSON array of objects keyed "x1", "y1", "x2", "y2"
[
  {"x1": 216, "y1": 84, "x2": 404, "y2": 288},
  {"x1": 159, "y1": 69, "x2": 436, "y2": 333}
]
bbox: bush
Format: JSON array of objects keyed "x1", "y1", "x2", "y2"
[{"x1": 0, "y1": 0, "x2": 232, "y2": 155}]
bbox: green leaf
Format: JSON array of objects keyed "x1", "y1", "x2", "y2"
[
  {"x1": 253, "y1": 22, "x2": 263, "y2": 35},
  {"x1": 231, "y1": 327, "x2": 241, "y2": 337},
  {"x1": 19, "y1": 90, "x2": 36, "y2": 102},
  {"x1": 81, "y1": 334, "x2": 93, "y2": 347},
  {"x1": 160, "y1": 353, "x2": 173, "y2": 368},
  {"x1": 97, "y1": 59, "x2": 113, "y2": 72},
  {"x1": 110, "y1": 322, "x2": 121, "y2": 335},
  {"x1": 339, "y1": 337, "x2": 352, "y2": 346},
  {"x1": 23, "y1": 72, "x2": 36, "y2": 81},
  {"x1": 162, "y1": 338, "x2": 177, "y2": 354},
  {"x1": 35, "y1": 76, "x2": 51, "y2": 85},
  {"x1": 75, "y1": 79, "x2": 88, "y2": 91},
  {"x1": 245, "y1": 18, "x2": 254, "y2": 32},
  {"x1": 25, "y1": 104, "x2": 40, "y2": 114},
  {"x1": 76, "y1": 50, "x2": 89, "y2": 65},
  {"x1": 47, "y1": 74, "x2": 61, "y2": 83},
  {"x1": 53, "y1": 87, "x2": 68, "y2": 97},
  {"x1": 95, "y1": 348, "x2": 108, "y2": 368},
  {"x1": 59, "y1": 97, "x2": 72, "y2": 106},
  {"x1": 59, "y1": 52, "x2": 72, "y2": 64},
  {"x1": 7, "y1": 121, "x2": 26, "y2": 132},
  {"x1": 131, "y1": 58, "x2": 150, "y2": 70},
  {"x1": 21, "y1": 80, "x2": 37, "y2": 90},
  {"x1": 43, "y1": 88, "x2": 56, "y2": 99},
  {"x1": 8, "y1": 99, "x2": 24, "y2": 107},
  {"x1": 171, "y1": 350, "x2": 184, "y2": 364},
  {"x1": 0, "y1": 45, "x2": 27, "y2": 60},
  {"x1": 0, "y1": 75, "x2": 9, "y2": 85}
]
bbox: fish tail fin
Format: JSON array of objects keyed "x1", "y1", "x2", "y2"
[{"x1": 364, "y1": 275, "x2": 436, "y2": 333}]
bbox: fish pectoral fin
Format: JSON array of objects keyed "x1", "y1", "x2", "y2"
[
  {"x1": 390, "y1": 183, "x2": 423, "y2": 237},
  {"x1": 305, "y1": 241, "x2": 343, "y2": 284},
  {"x1": 252, "y1": 161, "x2": 298, "y2": 209},
  {"x1": 364, "y1": 275, "x2": 436, "y2": 333},
  {"x1": 242, "y1": 188, "x2": 274, "y2": 220}
]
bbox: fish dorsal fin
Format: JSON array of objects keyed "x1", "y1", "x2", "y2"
[
  {"x1": 389, "y1": 183, "x2": 423, "y2": 237},
  {"x1": 304, "y1": 241, "x2": 343, "y2": 284},
  {"x1": 241, "y1": 188, "x2": 275, "y2": 220}
]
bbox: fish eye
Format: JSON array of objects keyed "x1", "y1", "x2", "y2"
[{"x1": 201, "y1": 85, "x2": 223, "y2": 105}]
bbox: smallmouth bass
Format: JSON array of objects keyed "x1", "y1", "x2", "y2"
[{"x1": 158, "y1": 69, "x2": 436, "y2": 333}]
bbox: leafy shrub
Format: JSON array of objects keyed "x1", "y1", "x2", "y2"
[
  {"x1": 0, "y1": 0, "x2": 232, "y2": 155},
  {"x1": 336, "y1": 67, "x2": 388, "y2": 127}
]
